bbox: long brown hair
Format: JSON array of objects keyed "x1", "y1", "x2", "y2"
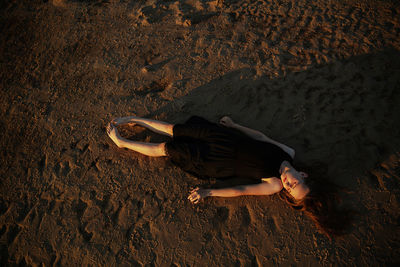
[{"x1": 279, "y1": 162, "x2": 353, "y2": 240}]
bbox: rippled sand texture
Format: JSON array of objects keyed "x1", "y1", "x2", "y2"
[{"x1": 1, "y1": 0, "x2": 400, "y2": 265}]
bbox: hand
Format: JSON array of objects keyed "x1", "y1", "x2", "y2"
[
  {"x1": 188, "y1": 187, "x2": 210, "y2": 204},
  {"x1": 111, "y1": 117, "x2": 136, "y2": 126},
  {"x1": 219, "y1": 116, "x2": 235, "y2": 127}
]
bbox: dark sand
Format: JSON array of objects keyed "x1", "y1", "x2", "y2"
[{"x1": 1, "y1": 0, "x2": 400, "y2": 265}]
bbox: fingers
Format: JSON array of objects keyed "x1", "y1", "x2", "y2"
[
  {"x1": 106, "y1": 123, "x2": 117, "y2": 135},
  {"x1": 111, "y1": 117, "x2": 125, "y2": 125},
  {"x1": 111, "y1": 118, "x2": 119, "y2": 125},
  {"x1": 112, "y1": 117, "x2": 135, "y2": 126},
  {"x1": 188, "y1": 194, "x2": 200, "y2": 204},
  {"x1": 188, "y1": 187, "x2": 202, "y2": 204},
  {"x1": 190, "y1": 187, "x2": 199, "y2": 193},
  {"x1": 187, "y1": 193, "x2": 197, "y2": 203},
  {"x1": 188, "y1": 191, "x2": 198, "y2": 200},
  {"x1": 219, "y1": 116, "x2": 232, "y2": 124}
]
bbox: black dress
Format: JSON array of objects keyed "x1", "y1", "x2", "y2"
[{"x1": 165, "y1": 116, "x2": 293, "y2": 180}]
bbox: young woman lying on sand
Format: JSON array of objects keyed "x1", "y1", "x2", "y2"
[{"x1": 107, "y1": 115, "x2": 350, "y2": 239}]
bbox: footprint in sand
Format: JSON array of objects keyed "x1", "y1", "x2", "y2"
[
  {"x1": 239, "y1": 205, "x2": 252, "y2": 228},
  {"x1": 73, "y1": 199, "x2": 93, "y2": 242},
  {"x1": 212, "y1": 206, "x2": 229, "y2": 227},
  {"x1": 56, "y1": 161, "x2": 71, "y2": 177},
  {"x1": 5, "y1": 224, "x2": 21, "y2": 245}
]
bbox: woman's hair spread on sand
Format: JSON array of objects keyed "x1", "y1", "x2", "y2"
[{"x1": 279, "y1": 163, "x2": 353, "y2": 240}]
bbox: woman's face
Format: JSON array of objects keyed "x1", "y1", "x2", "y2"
[{"x1": 280, "y1": 167, "x2": 310, "y2": 200}]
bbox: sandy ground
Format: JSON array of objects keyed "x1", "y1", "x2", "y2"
[{"x1": 1, "y1": 0, "x2": 400, "y2": 265}]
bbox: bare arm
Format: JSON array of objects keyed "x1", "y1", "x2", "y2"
[
  {"x1": 219, "y1": 116, "x2": 295, "y2": 158},
  {"x1": 220, "y1": 116, "x2": 264, "y2": 140},
  {"x1": 188, "y1": 178, "x2": 283, "y2": 204},
  {"x1": 112, "y1": 116, "x2": 137, "y2": 124}
]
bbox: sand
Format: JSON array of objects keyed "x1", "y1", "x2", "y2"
[{"x1": 1, "y1": 0, "x2": 400, "y2": 265}]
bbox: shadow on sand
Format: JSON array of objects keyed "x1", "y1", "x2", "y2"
[{"x1": 145, "y1": 48, "x2": 400, "y2": 215}]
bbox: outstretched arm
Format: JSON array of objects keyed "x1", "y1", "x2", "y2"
[
  {"x1": 220, "y1": 116, "x2": 265, "y2": 140},
  {"x1": 219, "y1": 116, "x2": 295, "y2": 158},
  {"x1": 111, "y1": 116, "x2": 174, "y2": 137},
  {"x1": 188, "y1": 178, "x2": 283, "y2": 204}
]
